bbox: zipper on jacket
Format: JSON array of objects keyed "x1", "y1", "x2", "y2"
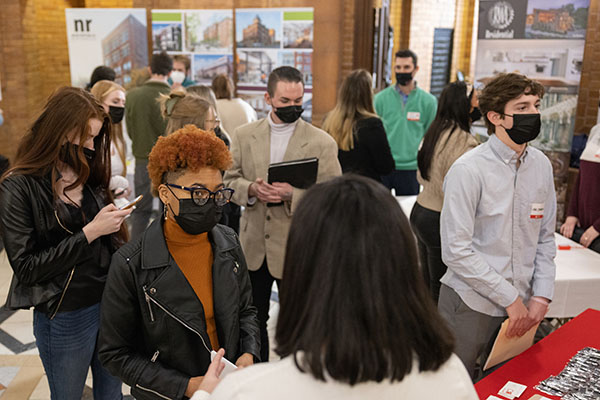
[
  {"x1": 135, "y1": 384, "x2": 172, "y2": 400},
  {"x1": 50, "y1": 267, "x2": 76, "y2": 320},
  {"x1": 143, "y1": 285, "x2": 155, "y2": 322},
  {"x1": 151, "y1": 349, "x2": 160, "y2": 362},
  {"x1": 143, "y1": 288, "x2": 211, "y2": 354}
]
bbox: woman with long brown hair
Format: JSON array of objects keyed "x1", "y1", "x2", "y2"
[
  {"x1": 322, "y1": 69, "x2": 395, "y2": 182},
  {"x1": 0, "y1": 87, "x2": 131, "y2": 399}
]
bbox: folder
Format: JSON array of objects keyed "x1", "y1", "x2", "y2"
[
  {"x1": 483, "y1": 319, "x2": 539, "y2": 371},
  {"x1": 267, "y1": 157, "x2": 319, "y2": 189}
]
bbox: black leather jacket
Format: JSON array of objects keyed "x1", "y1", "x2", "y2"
[
  {"x1": 98, "y1": 218, "x2": 260, "y2": 400},
  {"x1": 0, "y1": 173, "x2": 111, "y2": 316}
]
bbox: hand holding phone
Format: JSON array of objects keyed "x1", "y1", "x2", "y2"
[{"x1": 119, "y1": 195, "x2": 143, "y2": 210}]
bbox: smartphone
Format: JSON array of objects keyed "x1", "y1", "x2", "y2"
[{"x1": 119, "y1": 195, "x2": 143, "y2": 210}]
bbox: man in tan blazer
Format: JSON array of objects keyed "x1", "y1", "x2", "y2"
[{"x1": 224, "y1": 66, "x2": 341, "y2": 361}]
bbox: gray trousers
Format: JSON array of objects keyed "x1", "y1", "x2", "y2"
[
  {"x1": 438, "y1": 284, "x2": 504, "y2": 381},
  {"x1": 130, "y1": 159, "x2": 153, "y2": 241}
]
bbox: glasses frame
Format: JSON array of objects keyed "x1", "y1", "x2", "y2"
[{"x1": 166, "y1": 183, "x2": 234, "y2": 206}]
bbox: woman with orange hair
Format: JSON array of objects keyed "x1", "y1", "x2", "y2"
[{"x1": 98, "y1": 125, "x2": 260, "y2": 400}]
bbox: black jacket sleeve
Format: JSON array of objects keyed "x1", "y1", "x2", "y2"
[
  {"x1": 0, "y1": 176, "x2": 93, "y2": 285},
  {"x1": 233, "y1": 243, "x2": 261, "y2": 361},
  {"x1": 360, "y1": 118, "x2": 396, "y2": 175},
  {"x1": 98, "y1": 251, "x2": 190, "y2": 400}
]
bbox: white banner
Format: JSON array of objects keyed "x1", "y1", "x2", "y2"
[{"x1": 65, "y1": 8, "x2": 148, "y2": 88}]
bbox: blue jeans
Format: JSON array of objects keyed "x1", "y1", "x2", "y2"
[{"x1": 33, "y1": 303, "x2": 122, "y2": 400}]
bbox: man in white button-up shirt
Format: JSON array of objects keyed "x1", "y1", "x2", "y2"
[{"x1": 439, "y1": 73, "x2": 557, "y2": 380}]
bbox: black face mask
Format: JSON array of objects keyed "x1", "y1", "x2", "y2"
[
  {"x1": 109, "y1": 106, "x2": 125, "y2": 124},
  {"x1": 395, "y1": 72, "x2": 413, "y2": 86},
  {"x1": 274, "y1": 105, "x2": 304, "y2": 124},
  {"x1": 470, "y1": 107, "x2": 482, "y2": 122},
  {"x1": 502, "y1": 113, "x2": 541, "y2": 145},
  {"x1": 59, "y1": 143, "x2": 96, "y2": 168},
  {"x1": 167, "y1": 194, "x2": 222, "y2": 235}
]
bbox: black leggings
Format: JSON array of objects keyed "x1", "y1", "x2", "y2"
[
  {"x1": 409, "y1": 202, "x2": 446, "y2": 303},
  {"x1": 248, "y1": 259, "x2": 280, "y2": 362}
]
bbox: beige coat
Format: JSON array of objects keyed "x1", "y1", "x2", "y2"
[{"x1": 224, "y1": 118, "x2": 342, "y2": 279}]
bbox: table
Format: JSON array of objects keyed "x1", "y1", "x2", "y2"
[
  {"x1": 549, "y1": 234, "x2": 600, "y2": 318},
  {"x1": 475, "y1": 308, "x2": 600, "y2": 400},
  {"x1": 396, "y1": 196, "x2": 600, "y2": 318}
]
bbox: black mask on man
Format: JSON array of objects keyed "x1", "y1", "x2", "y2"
[
  {"x1": 167, "y1": 193, "x2": 222, "y2": 235},
  {"x1": 59, "y1": 143, "x2": 96, "y2": 168},
  {"x1": 502, "y1": 113, "x2": 541, "y2": 145},
  {"x1": 395, "y1": 72, "x2": 413, "y2": 86},
  {"x1": 470, "y1": 107, "x2": 482, "y2": 122},
  {"x1": 109, "y1": 106, "x2": 125, "y2": 124},
  {"x1": 274, "y1": 105, "x2": 304, "y2": 124}
]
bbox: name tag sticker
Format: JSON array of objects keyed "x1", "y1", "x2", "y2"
[
  {"x1": 530, "y1": 203, "x2": 544, "y2": 219},
  {"x1": 407, "y1": 111, "x2": 420, "y2": 121}
]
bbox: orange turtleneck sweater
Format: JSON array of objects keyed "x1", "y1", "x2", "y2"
[{"x1": 163, "y1": 217, "x2": 219, "y2": 349}]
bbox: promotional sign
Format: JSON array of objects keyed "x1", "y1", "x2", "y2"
[
  {"x1": 151, "y1": 9, "x2": 234, "y2": 85},
  {"x1": 474, "y1": 0, "x2": 590, "y2": 223},
  {"x1": 65, "y1": 8, "x2": 148, "y2": 88},
  {"x1": 236, "y1": 8, "x2": 314, "y2": 121}
]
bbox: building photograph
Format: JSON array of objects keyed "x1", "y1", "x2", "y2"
[
  {"x1": 152, "y1": 22, "x2": 182, "y2": 52},
  {"x1": 236, "y1": 11, "x2": 281, "y2": 48},
  {"x1": 101, "y1": 14, "x2": 148, "y2": 86},
  {"x1": 283, "y1": 21, "x2": 313, "y2": 48},
  {"x1": 192, "y1": 54, "x2": 233, "y2": 83},
  {"x1": 525, "y1": 0, "x2": 589, "y2": 38},
  {"x1": 237, "y1": 50, "x2": 276, "y2": 84},
  {"x1": 185, "y1": 11, "x2": 233, "y2": 52}
]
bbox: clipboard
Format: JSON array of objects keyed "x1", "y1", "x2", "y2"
[{"x1": 267, "y1": 157, "x2": 319, "y2": 189}]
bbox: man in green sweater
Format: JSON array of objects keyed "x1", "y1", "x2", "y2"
[
  {"x1": 374, "y1": 49, "x2": 437, "y2": 195},
  {"x1": 126, "y1": 51, "x2": 172, "y2": 239}
]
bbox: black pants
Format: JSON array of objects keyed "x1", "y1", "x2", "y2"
[
  {"x1": 409, "y1": 202, "x2": 447, "y2": 303},
  {"x1": 571, "y1": 226, "x2": 600, "y2": 253},
  {"x1": 382, "y1": 169, "x2": 419, "y2": 195},
  {"x1": 249, "y1": 259, "x2": 280, "y2": 362}
]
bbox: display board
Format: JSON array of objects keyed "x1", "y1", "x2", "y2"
[
  {"x1": 65, "y1": 8, "x2": 148, "y2": 88},
  {"x1": 474, "y1": 0, "x2": 590, "y2": 222},
  {"x1": 236, "y1": 8, "x2": 314, "y2": 121},
  {"x1": 152, "y1": 9, "x2": 234, "y2": 86}
]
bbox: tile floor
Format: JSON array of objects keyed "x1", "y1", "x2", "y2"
[{"x1": 0, "y1": 249, "x2": 280, "y2": 399}]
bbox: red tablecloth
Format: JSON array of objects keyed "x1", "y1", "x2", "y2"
[{"x1": 475, "y1": 308, "x2": 600, "y2": 399}]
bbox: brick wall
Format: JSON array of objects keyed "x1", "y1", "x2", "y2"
[
  {"x1": 450, "y1": 0, "x2": 476, "y2": 82},
  {"x1": 0, "y1": 0, "x2": 82, "y2": 162},
  {"x1": 576, "y1": 0, "x2": 600, "y2": 134},
  {"x1": 408, "y1": 0, "x2": 457, "y2": 92},
  {"x1": 0, "y1": 0, "x2": 353, "y2": 162}
]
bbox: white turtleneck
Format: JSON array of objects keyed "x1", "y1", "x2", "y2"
[{"x1": 268, "y1": 111, "x2": 297, "y2": 164}]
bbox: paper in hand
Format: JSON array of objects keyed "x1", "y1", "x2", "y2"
[{"x1": 483, "y1": 319, "x2": 539, "y2": 371}]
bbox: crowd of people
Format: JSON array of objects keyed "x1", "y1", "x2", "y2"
[{"x1": 0, "y1": 48, "x2": 598, "y2": 400}]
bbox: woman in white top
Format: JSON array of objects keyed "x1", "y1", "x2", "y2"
[
  {"x1": 212, "y1": 74, "x2": 257, "y2": 135},
  {"x1": 193, "y1": 175, "x2": 478, "y2": 400},
  {"x1": 90, "y1": 80, "x2": 130, "y2": 207}
]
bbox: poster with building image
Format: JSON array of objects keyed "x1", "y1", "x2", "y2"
[
  {"x1": 152, "y1": 9, "x2": 234, "y2": 85},
  {"x1": 65, "y1": 8, "x2": 148, "y2": 88},
  {"x1": 236, "y1": 8, "x2": 314, "y2": 121},
  {"x1": 474, "y1": 0, "x2": 590, "y2": 224}
]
